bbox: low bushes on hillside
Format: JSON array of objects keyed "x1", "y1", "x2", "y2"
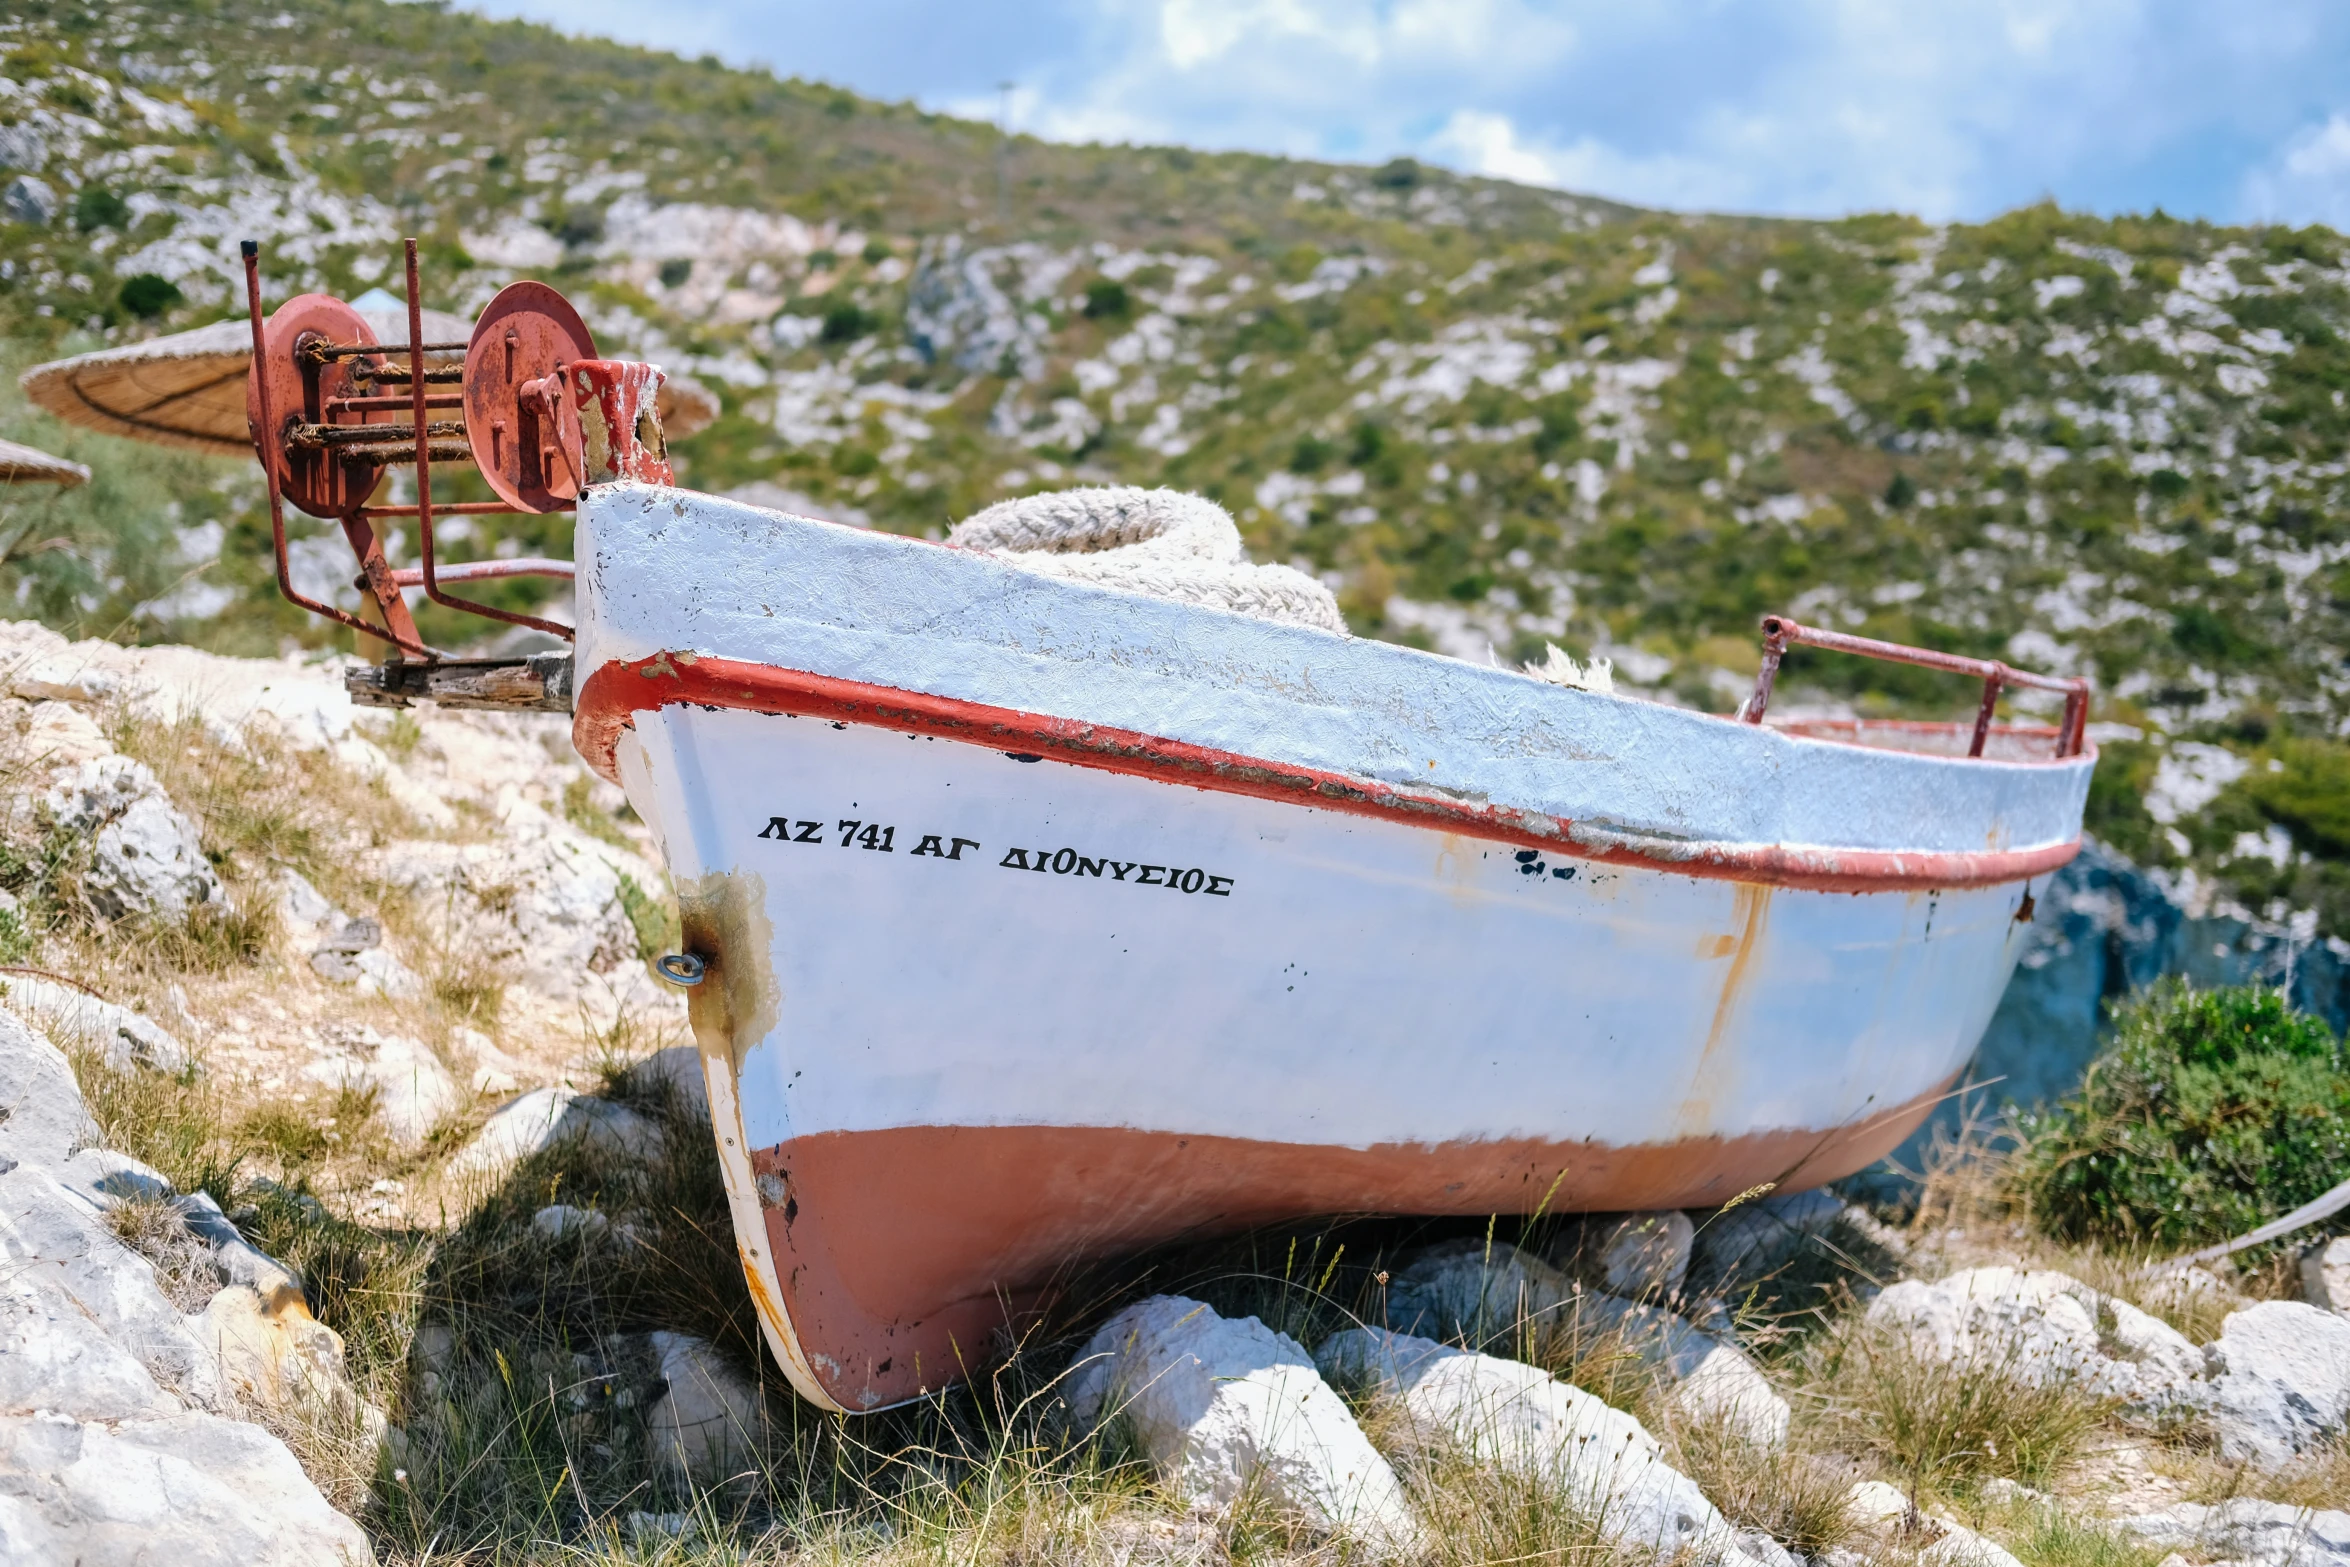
[{"x1": 2021, "y1": 982, "x2": 2350, "y2": 1249}]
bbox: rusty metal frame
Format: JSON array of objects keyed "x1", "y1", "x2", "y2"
[
  {"x1": 400, "y1": 240, "x2": 577, "y2": 643},
  {"x1": 242, "y1": 241, "x2": 435, "y2": 659},
  {"x1": 1740, "y1": 614, "x2": 2091, "y2": 759},
  {"x1": 243, "y1": 237, "x2": 581, "y2": 659}
]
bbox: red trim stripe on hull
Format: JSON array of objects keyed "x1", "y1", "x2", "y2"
[{"x1": 574, "y1": 654, "x2": 2080, "y2": 895}]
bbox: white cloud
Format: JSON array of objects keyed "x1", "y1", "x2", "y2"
[
  {"x1": 2241, "y1": 113, "x2": 2350, "y2": 229},
  {"x1": 463, "y1": 0, "x2": 2350, "y2": 223},
  {"x1": 1425, "y1": 110, "x2": 1730, "y2": 211}
]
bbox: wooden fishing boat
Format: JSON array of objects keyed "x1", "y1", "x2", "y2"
[{"x1": 226, "y1": 248, "x2": 2095, "y2": 1414}]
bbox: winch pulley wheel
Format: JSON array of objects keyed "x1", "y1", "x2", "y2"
[{"x1": 239, "y1": 236, "x2": 674, "y2": 660}]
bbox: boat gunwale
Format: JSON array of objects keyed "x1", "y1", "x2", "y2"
[{"x1": 574, "y1": 653, "x2": 2083, "y2": 894}]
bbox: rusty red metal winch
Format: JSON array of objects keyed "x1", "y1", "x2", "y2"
[{"x1": 239, "y1": 237, "x2": 672, "y2": 705}]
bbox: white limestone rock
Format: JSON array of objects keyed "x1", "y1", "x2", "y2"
[
  {"x1": 1866, "y1": 1266, "x2": 2212, "y2": 1422},
  {"x1": 0, "y1": 1409, "x2": 376, "y2": 1565},
  {"x1": 1386, "y1": 1239, "x2": 1789, "y2": 1447},
  {"x1": 42, "y1": 755, "x2": 222, "y2": 923},
  {"x1": 0, "y1": 972, "x2": 192, "y2": 1074},
  {"x1": 2304, "y1": 1238, "x2": 2350, "y2": 1316},
  {"x1": 1686, "y1": 1189, "x2": 1848, "y2": 1293},
  {"x1": 52, "y1": 1146, "x2": 176, "y2": 1212},
  {"x1": 446, "y1": 1087, "x2": 663, "y2": 1182},
  {"x1": 195, "y1": 1283, "x2": 356, "y2": 1416},
  {"x1": 1842, "y1": 1481, "x2": 2027, "y2": 1567},
  {"x1": 1, "y1": 174, "x2": 55, "y2": 227},
  {"x1": 645, "y1": 1330, "x2": 763, "y2": 1488},
  {"x1": 302, "y1": 1027, "x2": 460, "y2": 1147},
  {"x1": 0, "y1": 1009, "x2": 99, "y2": 1171},
  {"x1": 627, "y1": 1043, "x2": 711, "y2": 1124},
  {"x1": 1554, "y1": 1211, "x2": 1694, "y2": 1300},
  {"x1": 0, "y1": 1166, "x2": 223, "y2": 1411},
  {"x1": 361, "y1": 798, "x2": 669, "y2": 1006},
  {"x1": 2207, "y1": 1301, "x2": 2350, "y2": 1464},
  {"x1": 2118, "y1": 1498, "x2": 2350, "y2": 1566},
  {"x1": 1067, "y1": 1296, "x2": 1419, "y2": 1554},
  {"x1": 531, "y1": 1203, "x2": 610, "y2": 1241},
  {"x1": 0, "y1": 1266, "x2": 180, "y2": 1421},
  {"x1": 176, "y1": 1190, "x2": 306, "y2": 1304},
  {"x1": 1316, "y1": 1327, "x2": 1757, "y2": 1565}
]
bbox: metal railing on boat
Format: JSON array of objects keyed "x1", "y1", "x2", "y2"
[{"x1": 1740, "y1": 614, "x2": 2092, "y2": 760}]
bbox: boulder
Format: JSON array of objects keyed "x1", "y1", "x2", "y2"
[
  {"x1": 2304, "y1": 1237, "x2": 2350, "y2": 1316},
  {"x1": 52, "y1": 1147, "x2": 176, "y2": 1211},
  {"x1": 627, "y1": 1043, "x2": 711, "y2": 1123},
  {"x1": 1553, "y1": 1211, "x2": 1694, "y2": 1300},
  {"x1": 0, "y1": 1410, "x2": 376, "y2": 1565},
  {"x1": 0, "y1": 1003, "x2": 374, "y2": 1553},
  {"x1": 1686, "y1": 1190, "x2": 1847, "y2": 1294},
  {"x1": 1, "y1": 174, "x2": 55, "y2": 227},
  {"x1": 360, "y1": 799, "x2": 669, "y2": 1006},
  {"x1": 1843, "y1": 1481, "x2": 2027, "y2": 1567},
  {"x1": 0, "y1": 1166, "x2": 223, "y2": 1411},
  {"x1": 1865, "y1": 1266, "x2": 2211, "y2": 1422},
  {"x1": 2117, "y1": 1498, "x2": 2350, "y2": 1567},
  {"x1": 530, "y1": 1203, "x2": 610, "y2": 1241},
  {"x1": 301, "y1": 1027, "x2": 460, "y2": 1147},
  {"x1": 1386, "y1": 1240, "x2": 1789, "y2": 1447},
  {"x1": 0, "y1": 1010, "x2": 99, "y2": 1171},
  {"x1": 42, "y1": 755, "x2": 221, "y2": 923},
  {"x1": 19, "y1": 699, "x2": 111, "y2": 766},
  {"x1": 2207, "y1": 1301, "x2": 2350, "y2": 1464},
  {"x1": 1316, "y1": 1327, "x2": 1756, "y2": 1565},
  {"x1": 645, "y1": 1330, "x2": 763, "y2": 1489},
  {"x1": 1066, "y1": 1296, "x2": 1418, "y2": 1553},
  {"x1": 0, "y1": 972, "x2": 192, "y2": 1074},
  {"x1": 446, "y1": 1087, "x2": 663, "y2": 1182},
  {"x1": 0, "y1": 1267, "x2": 180, "y2": 1422},
  {"x1": 195, "y1": 1284, "x2": 355, "y2": 1416}
]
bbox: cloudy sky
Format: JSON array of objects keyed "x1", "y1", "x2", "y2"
[{"x1": 460, "y1": 0, "x2": 2350, "y2": 227}]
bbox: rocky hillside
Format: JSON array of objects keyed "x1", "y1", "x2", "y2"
[{"x1": 5, "y1": 0, "x2": 2350, "y2": 955}]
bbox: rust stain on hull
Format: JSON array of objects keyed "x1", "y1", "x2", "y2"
[
  {"x1": 675, "y1": 867, "x2": 779, "y2": 1077},
  {"x1": 747, "y1": 1079, "x2": 1949, "y2": 1410},
  {"x1": 1675, "y1": 883, "x2": 1773, "y2": 1132}
]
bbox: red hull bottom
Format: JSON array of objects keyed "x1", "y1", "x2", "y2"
[{"x1": 746, "y1": 1083, "x2": 1949, "y2": 1409}]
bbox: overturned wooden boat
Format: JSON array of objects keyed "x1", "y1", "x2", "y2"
[{"x1": 234, "y1": 247, "x2": 2095, "y2": 1414}]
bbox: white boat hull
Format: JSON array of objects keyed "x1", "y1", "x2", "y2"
[{"x1": 569, "y1": 483, "x2": 2093, "y2": 1412}]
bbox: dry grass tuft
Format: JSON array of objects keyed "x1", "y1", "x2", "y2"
[
  {"x1": 1665, "y1": 1415, "x2": 1860, "y2": 1556},
  {"x1": 1392, "y1": 1440, "x2": 1646, "y2": 1567},
  {"x1": 107, "y1": 1195, "x2": 223, "y2": 1312},
  {"x1": 2157, "y1": 1435, "x2": 2350, "y2": 1512},
  {"x1": 1794, "y1": 1314, "x2": 2112, "y2": 1495}
]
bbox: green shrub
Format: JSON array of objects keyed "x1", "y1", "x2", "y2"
[
  {"x1": 2021, "y1": 982, "x2": 2350, "y2": 1248},
  {"x1": 1081, "y1": 278, "x2": 1130, "y2": 320},
  {"x1": 117, "y1": 272, "x2": 183, "y2": 318}
]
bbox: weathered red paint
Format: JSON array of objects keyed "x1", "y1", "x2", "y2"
[{"x1": 573, "y1": 652, "x2": 2086, "y2": 895}]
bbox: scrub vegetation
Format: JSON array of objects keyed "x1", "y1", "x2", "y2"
[
  {"x1": 2021, "y1": 981, "x2": 2350, "y2": 1251},
  {"x1": 6, "y1": 0, "x2": 2350, "y2": 948}
]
